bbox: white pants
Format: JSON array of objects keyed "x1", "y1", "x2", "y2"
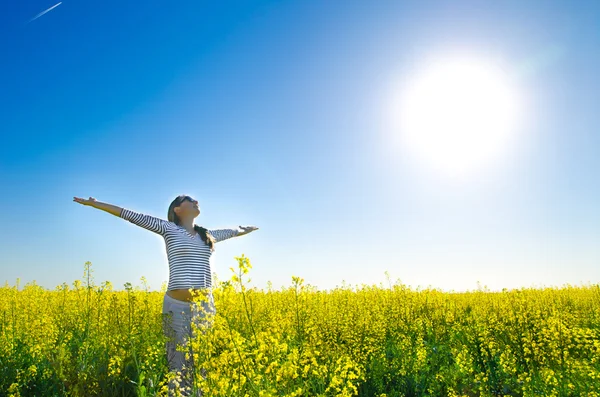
[{"x1": 162, "y1": 292, "x2": 216, "y2": 397}]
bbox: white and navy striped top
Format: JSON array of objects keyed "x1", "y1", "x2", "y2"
[{"x1": 120, "y1": 208, "x2": 238, "y2": 291}]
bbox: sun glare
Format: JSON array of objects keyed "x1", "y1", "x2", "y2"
[{"x1": 390, "y1": 56, "x2": 522, "y2": 180}]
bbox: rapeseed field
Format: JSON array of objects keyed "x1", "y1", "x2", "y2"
[{"x1": 1, "y1": 255, "x2": 599, "y2": 397}]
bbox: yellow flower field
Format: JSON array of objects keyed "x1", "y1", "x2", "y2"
[{"x1": 1, "y1": 255, "x2": 599, "y2": 397}]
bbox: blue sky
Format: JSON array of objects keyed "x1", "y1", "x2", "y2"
[{"x1": 1, "y1": 0, "x2": 598, "y2": 292}]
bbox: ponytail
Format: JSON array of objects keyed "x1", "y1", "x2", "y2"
[{"x1": 194, "y1": 225, "x2": 216, "y2": 251}]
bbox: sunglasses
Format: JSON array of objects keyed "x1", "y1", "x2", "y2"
[{"x1": 177, "y1": 195, "x2": 197, "y2": 206}]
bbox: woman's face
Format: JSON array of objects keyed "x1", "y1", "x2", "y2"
[{"x1": 174, "y1": 196, "x2": 200, "y2": 219}]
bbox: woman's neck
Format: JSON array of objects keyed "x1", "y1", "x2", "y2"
[{"x1": 179, "y1": 219, "x2": 195, "y2": 233}]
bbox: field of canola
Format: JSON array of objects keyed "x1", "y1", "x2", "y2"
[{"x1": 1, "y1": 255, "x2": 599, "y2": 397}]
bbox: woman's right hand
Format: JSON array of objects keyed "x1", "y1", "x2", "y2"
[{"x1": 73, "y1": 196, "x2": 97, "y2": 207}]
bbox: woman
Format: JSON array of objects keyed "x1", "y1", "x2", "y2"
[{"x1": 73, "y1": 195, "x2": 258, "y2": 397}]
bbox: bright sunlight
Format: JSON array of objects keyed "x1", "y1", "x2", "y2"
[{"x1": 391, "y1": 55, "x2": 522, "y2": 180}]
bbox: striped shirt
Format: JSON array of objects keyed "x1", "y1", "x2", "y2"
[{"x1": 119, "y1": 208, "x2": 238, "y2": 291}]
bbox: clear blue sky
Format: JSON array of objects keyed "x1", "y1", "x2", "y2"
[{"x1": 1, "y1": 0, "x2": 598, "y2": 292}]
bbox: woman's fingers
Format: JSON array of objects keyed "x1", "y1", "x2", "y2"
[{"x1": 73, "y1": 196, "x2": 94, "y2": 205}]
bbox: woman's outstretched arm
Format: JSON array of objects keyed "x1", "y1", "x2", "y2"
[
  {"x1": 73, "y1": 196, "x2": 173, "y2": 236},
  {"x1": 208, "y1": 225, "x2": 259, "y2": 243},
  {"x1": 74, "y1": 196, "x2": 121, "y2": 216}
]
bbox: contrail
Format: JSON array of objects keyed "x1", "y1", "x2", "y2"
[{"x1": 28, "y1": 2, "x2": 62, "y2": 23}]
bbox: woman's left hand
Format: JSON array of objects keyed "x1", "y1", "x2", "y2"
[{"x1": 238, "y1": 225, "x2": 259, "y2": 236}]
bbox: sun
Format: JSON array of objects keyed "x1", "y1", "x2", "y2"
[{"x1": 391, "y1": 55, "x2": 522, "y2": 180}]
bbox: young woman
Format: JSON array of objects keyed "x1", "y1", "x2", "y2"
[{"x1": 73, "y1": 194, "x2": 258, "y2": 397}]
